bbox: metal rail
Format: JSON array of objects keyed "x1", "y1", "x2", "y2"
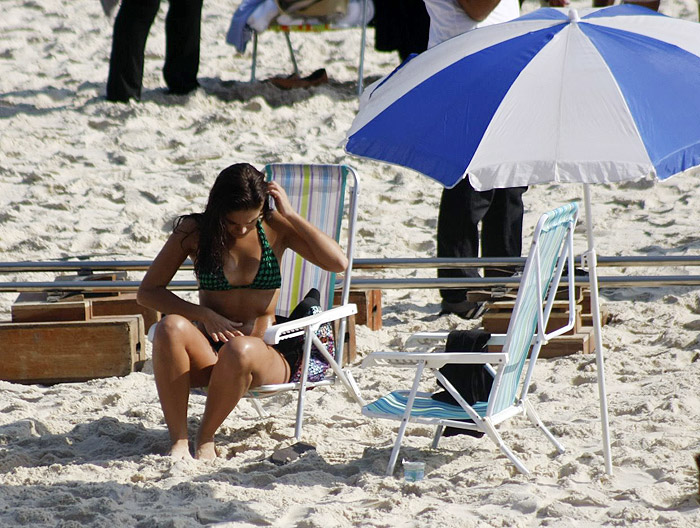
[
  {"x1": 1, "y1": 255, "x2": 700, "y2": 273},
  {"x1": 2, "y1": 275, "x2": 700, "y2": 293}
]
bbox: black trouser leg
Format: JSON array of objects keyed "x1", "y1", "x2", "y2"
[
  {"x1": 437, "y1": 178, "x2": 493, "y2": 303},
  {"x1": 106, "y1": 0, "x2": 161, "y2": 102},
  {"x1": 163, "y1": 0, "x2": 203, "y2": 94},
  {"x1": 481, "y1": 186, "x2": 528, "y2": 277}
]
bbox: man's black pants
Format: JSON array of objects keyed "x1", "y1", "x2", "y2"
[
  {"x1": 437, "y1": 178, "x2": 527, "y2": 304},
  {"x1": 106, "y1": 0, "x2": 203, "y2": 102}
]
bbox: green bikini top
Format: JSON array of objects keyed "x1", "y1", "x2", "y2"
[{"x1": 197, "y1": 220, "x2": 282, "y2": 291}]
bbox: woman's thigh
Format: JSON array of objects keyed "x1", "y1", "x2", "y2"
[
  {"x1": 218, "y1": 336, "x2": 290, "y2": 387},
  {"x1": 154, "y1": 315, "x2": 218, "y2": 386}
]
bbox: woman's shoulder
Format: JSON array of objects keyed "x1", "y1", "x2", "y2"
[
  {"x1": 262, "y1": 211, "x2": 289, "y2": 250},
  {"x1": 172, "y1": 215, "x2": 201, "y2": 248}
]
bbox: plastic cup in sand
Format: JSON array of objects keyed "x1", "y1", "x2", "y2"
[{"x1": 402, "y1": 460, "x2": 425, "y2": 482}]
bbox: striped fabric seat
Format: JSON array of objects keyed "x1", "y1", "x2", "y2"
[
  {"x1": 361, "y1": 202, "x2": 580, "y2": 477},
  {"x1": 364, "y1": 391, "x2": 487, "y2": 421},
  {"x1": 264, "y1": 164, "x2": 348, "y2": 316}
]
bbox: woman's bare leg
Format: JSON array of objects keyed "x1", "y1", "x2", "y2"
[
  {"x1": 152, "y1": 315, "x2": 217, "y2": 459},
  {"x1": 195, "y1": 336, "x2": 289, "y2": 460}
]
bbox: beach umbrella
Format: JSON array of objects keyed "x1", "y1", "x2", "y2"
[{"x1": 344, "y1": 5, "x2": 700, "y2": 476}]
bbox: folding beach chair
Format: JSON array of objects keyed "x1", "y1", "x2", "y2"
[
  {"x1": 361, "y1": 202, "x2": 580, "y2": 477},
  {"x1": 245, "y1": 163, "x2": 365, "y2": 440},
  {"x1": 248, "y1": 0, "x2": 370, "y2": 95}
]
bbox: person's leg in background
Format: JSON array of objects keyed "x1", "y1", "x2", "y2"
[
  {"x1": 106, "y1": 0, "x2": 161, "y2": 102},
  {"x1": 163, "y1": 0, "x2": 203, "y2": 94},
  {"x1": 437, "y1": 178, "x2": 493, "y2": 317},
  {"x1": 480, "y1": 186, "x2": 527, "y2": 278}
]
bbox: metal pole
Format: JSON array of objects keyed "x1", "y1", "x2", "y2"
[
  {"x1": 3, "y1": 255, "x2": 700, "y2": 273},
  {"x1": 3, "y1": 275, "x2": 700, "y2": 293},
  {"x1": 583, "y1": 184, "x2": 613, "y2": 476}
]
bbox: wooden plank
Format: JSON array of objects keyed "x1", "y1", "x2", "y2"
[
  {"x1": 12, "y1": 299, "x2": 92, "y2": 322},
  {"x1": 90, "y1": 292, "x2": 161, "y2": 330},
  {"x1": 482, "y1": 304, "x2": 582, "y2": 335},
  {"x1": 0, "y1": 315, "x2": 146, "y2": 384}
]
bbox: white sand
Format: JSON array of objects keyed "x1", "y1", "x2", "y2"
[{"x1": 2, "y1": 0, "x2": 700, "y2": 526}]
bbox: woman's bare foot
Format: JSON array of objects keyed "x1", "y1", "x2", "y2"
[
  {"x1": 169, "y1": 439, "x2": 193, "y2": 460},
  {"x1": 195, "y1": 439, "x2": 218, "y2": 460}
]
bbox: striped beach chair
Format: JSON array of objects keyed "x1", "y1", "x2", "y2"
[
  {"x1": 361, "y1": 202, "x2": 580, "y2": 477},
  {"x1": 247, "y1": 164, "x2": 364, "y2": 441},
  {"x1": 248, "y1": 0, "x2": 371, "y2": 95}
]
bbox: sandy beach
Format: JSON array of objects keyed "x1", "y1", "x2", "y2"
[{"x1": 2, "y1": 0, "x2": 700, "y2": 525}]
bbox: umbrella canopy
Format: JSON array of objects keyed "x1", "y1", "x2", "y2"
[
  {"x1": 345, "y1": 5, "x2": 700, "y2": 190},
  {"x1": 345, "y1": 5, "x2": 700, "y2": 477}
]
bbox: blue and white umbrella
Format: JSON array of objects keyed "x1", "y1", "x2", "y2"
[
  {"x1": 346, "y1": 5, "x2": 700, "y2": 190},
  {"x1": 345, "y1": 5, "x2": 700, "y2": 476}
]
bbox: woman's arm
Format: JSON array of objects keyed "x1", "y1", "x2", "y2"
[
  {"x1": 137, "y1": 219, "x2": 243, "y2": 342},
  {"x1": 457, "y1": 0, "x2": 501, "y2": 22},
  {"x1": 267, "y1": 181, "x2": 348, "y2": 273}
]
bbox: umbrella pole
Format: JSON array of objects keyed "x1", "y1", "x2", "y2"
[{"x1": 583, "y1": 184, "x2": 613, "y2": 475}]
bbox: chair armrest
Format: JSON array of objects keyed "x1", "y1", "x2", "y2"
[
  {"x1": 406, "y1": 332, "x2": 510, "y2": 348},
  {"x1": 362, "y1": 351, "x2": 507, "y2": 369},
  {"x1": 405, "y1": 331, "x2": 451, "y2": 347},
  {"x1": 263, "y1": 303, "x2": 357, "y2": 345}
]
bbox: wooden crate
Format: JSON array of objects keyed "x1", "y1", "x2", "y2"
[
  {"x1": 333, "y1": 314, "x2": 357, "y2": 365},
  {"x1": 579, "y1": 289, "x2": 611, "y2": 327},
  {"x1": 482, "y1": 300, "x2": 582, "y2": 335},
  {"x1": 333, "y1": 289, "x2": 382, "y2": 330},
  {"x1": 539, "y1": 326, "x2": 595, "y2": 358},
  {"x1": 0, "y1": 315, "x2": 146, "y2": 384}
]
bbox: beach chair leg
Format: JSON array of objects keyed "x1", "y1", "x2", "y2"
[
  {"x1": 283, "y1": 31, "x2": 300, "y2": 77},
  {"x1": 482, "y1": 421, "x2": 530, "y2": 477},
  {"x1": 251, "y1": 31, "x2": 258, "y2": 82},
  {"x1": 431, "y1": 425, "x2": 444, "y2": 449},
  {"x1": 250, "y1": 398, "x2": 269, "y2": 418},
  {"x1": 386, "y1": 364, "x2": 425, "y2": 476},
  {"x1": 524, "y1": 399, "x2": 565, "y2": 454},
  {"x1": 386, "y1": 419, "x2": 409, "y2": 477}
]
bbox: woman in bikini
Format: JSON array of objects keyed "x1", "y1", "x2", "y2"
[{"x1": 137, "y1": 163, "x2": 348, "y2": 460}]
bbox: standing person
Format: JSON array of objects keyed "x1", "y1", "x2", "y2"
[
  {"x1": 137, "y1": 163, "x2": 348, "y2": 459},
  {"x1": 423, "y1": 0, "x2": 527, "y2": 319},
  {"x1": 106, "y1": 0, "x2": 203, "y2": 102}
]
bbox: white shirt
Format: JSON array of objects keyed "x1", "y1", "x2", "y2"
[{"x1": 423, "y1": 0, "x2": 521, "y2": 48}]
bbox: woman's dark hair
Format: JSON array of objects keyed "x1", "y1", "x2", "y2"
[{"x1": 177, "y1": 163, "x2": 271, "y2": 275}]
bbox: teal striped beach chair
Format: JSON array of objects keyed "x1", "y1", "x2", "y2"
[
  {"x1": 362, "y1": 202, "x2": 580, "y2": 477},
  {"x1": 247, "y1": 164, "x2": 364, "y2": 441}
]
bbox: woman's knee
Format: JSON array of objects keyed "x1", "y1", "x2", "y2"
[
  {"x1": 217, "y1": 337, "x2": 260, "y2": 372},
  {"x1": 153, "y1": 314, "x2": 193, "y2": 345}
]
